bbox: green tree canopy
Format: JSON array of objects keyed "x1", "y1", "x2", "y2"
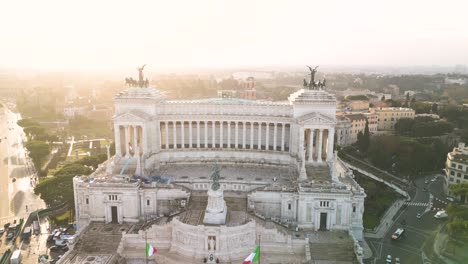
[
  {"x1": 26, "y1": 141, "x2": 50, "y2": 168},
  {"x1": 34, "y1": 163, "x2": 92, "y2": 207}
]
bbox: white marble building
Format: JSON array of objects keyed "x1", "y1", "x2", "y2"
[{"x1": 73, "y1": 81, "x2": 366, "y2": 263}]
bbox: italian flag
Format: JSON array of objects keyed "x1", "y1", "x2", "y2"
[
  {"x1": 242, "y1": 246, "x2": 259, "y2": 264},
  {"x1": 146, "y1": 243, "x2": 157, "y2": 257}
]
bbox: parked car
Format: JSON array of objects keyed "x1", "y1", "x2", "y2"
[
  {"x1": 55, "y1": 239, "x2": 67, "y2": 247},
  {"x1": 49, "y1": 245, "x2": 69, "y2": 252},
  {"x1": 424, "y1": 179, "x2": 429, "y2": 184},
  {"x1": 0, "y1": 227, "x2": 4, "y2": 235},
  {"x1": 395, "y1": 257, "x2": 401, "y2": 264},
  {"x1": 446, "y1": 196, "x2": 455, "y2": 202},
  {"x1": 4, "y1": 223, "x2": 10, "y2": 229},
  {"x1": 6, "y1": 232, "x2": 14, "y2": 240}
]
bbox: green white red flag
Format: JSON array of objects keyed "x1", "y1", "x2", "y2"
[
  {"x1": 242, "y1": 246, "x2": 259, "y2": 264},
  {"x1": 146, "y1": 243, "x2": 157, "y2": 257}
]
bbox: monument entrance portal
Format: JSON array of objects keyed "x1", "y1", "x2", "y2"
[{"x1": 111, "y1": 206, "x2": 118, "y2": 223}]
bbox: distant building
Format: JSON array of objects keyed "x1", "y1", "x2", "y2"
[
  {"x1": 363, "y1": 113, "x2": 378, "y2": 133},
  {"x1": 375, "y1": 107, "x2": 415, "y2": 131},
  {"x1": 445, "y1": 77, "x2": 467, "y2": 85},
  {"x1": 63, "y1": 105, "x2": 87, "y2": 118},
  {"x1": 383, "y1": 85, "x2": 400, "y2": 99},
  {"x1": 403, "y1": 90, "x2": 417, "y2": 97},
  {"x1": 335, "y1": 116, "x2": 352, "y2": 146},
  {"x1": 415, "y1": 113, "x2": 440, "y2": 120},
  {"x1": 347, "y1": 100, "x2": 369, "y2": 112},
  {"x1": 445, "y1": 143, "x2": 468, "y2": 187},
  {"x1": 344, "y1": 114, "x2": 367, "y2": 144},
  {"x1": 239, "y1": 77, "x2": 257, "y2": 100}
]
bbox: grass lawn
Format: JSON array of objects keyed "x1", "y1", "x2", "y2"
[{"x1": 354, "y1": 171, "x2": 403, "y2": 229}]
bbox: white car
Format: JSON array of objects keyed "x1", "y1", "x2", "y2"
[
  {"x1": 434, "y1": 210, "x2": 448, "y2": 219},
  {"x1": 395, "y1": 257, "x2": 401, "y2": 264},
  {"x1": 446, "y1": 197, "x2": 455, "y2": 202},
  {"x1": 386, "y1": 254, "x2": 392, "y2": 263}
]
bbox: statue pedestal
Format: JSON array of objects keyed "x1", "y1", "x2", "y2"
[{"x1": 203, "y1": 187, "x2": 227, "y2": 225}]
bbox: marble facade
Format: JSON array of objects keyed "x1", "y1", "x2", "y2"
[{"x1": 73, "y1": 84, "x2": 366, "y2": 263}]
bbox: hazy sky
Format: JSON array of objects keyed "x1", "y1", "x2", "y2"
[{"x1": 1, "y1": 0, "x2": 467, "y2": 70}]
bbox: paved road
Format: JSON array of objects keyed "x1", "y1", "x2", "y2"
[
  {"x1": 365, "y1": 175, "x2": 449, "y2": 264},
  {"x1": 0, "y1": 104, "x2": 45, "y2": 225}
]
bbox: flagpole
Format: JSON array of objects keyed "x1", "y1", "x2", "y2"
[
  {"x1": 145, "y1": 213, "x2": 149, "y2": 264},
  {"x1": 145, "y1": 229, "x2": 148, "y2": 264},
  {"x1": 259, "y1": 234, "x2": 261, "y2": 264}
]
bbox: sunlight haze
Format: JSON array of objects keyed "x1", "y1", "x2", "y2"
[{"x1": 1, "y1": 0, "x2": 467, "y2": 70}]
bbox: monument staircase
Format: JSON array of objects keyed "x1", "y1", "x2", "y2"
[
  {"x1": 178, "y1": 191, "x2": 207, "y2": 225},
  {"x1": 308, "y1": 231, "x2": 358, "y2": 263}
]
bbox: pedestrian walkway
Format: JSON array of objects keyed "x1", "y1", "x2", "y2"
[
  {"x1": 404, "y1": 202, "x2": 430, "y2": 207},
  {"x1": 364, "y1": 199, "x2": 406, "y2": 239}
]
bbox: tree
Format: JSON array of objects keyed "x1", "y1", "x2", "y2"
[
  {"x1": 34, "y1": 163, "x2": 92, "y2": 207},
  {"x1": 431, "y1": 102, "x2": 438, "y2": 114},
  {"x1": 362, "y1": 120, "x2": 370, "y2": 152},
  {"x1": 26, "y1": 141, "x2": 50, "y2": 169},
  {"x1": 75, "y1": 153, "x2": 107, "y2": 169}
]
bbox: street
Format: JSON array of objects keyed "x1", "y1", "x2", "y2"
[{"x1": 365, "y1": 175, "x2": 449, "y2": 264}]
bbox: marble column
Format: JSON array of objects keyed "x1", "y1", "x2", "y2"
[
  {"x1": 173, "y1": 122, "x2": 177, "y2": 149},
  {"x1": 235, "y1": 122, "x2": 239, "y2": 148},
  {"x1": 327, "y1": 127, "x2": 335, "y2": 161},
  {"x1": 227, "y1": 122, "x2": 231, "y2": 149},
  {"x1": 242, "y1": 122, "x2": 246, "y2": 149},
  {"x1": 165, "y1": 122, "x2": 169, "y2": 149},
  {"x1": 258, "y1": 123, "x2": 262, "y2": 150},
  {"x1": 299, "y1": 128, "x2": 307, "y2": 181},
  {"x1": 273, "y1": 123, "x2": 277, "y2": 151},
  {"x1": 114, "y1": 124, "x2": 121, "y2": 156},
  {"x1": 124, "y1": 125, "x2": 130, "y2": 157},
  {"x1": 133, "y1": 125, "x2": 138, "y2": 156},
  {"x1": 265, "y1": 123, "x2": 269, "y2": 150},
  {"x1": 318, "y1": 129, "x2": 323, "y2": 162},
  {"x1": 250, "y1": 122, "x2": 254, "y2": 149},
  {"x1": 308, "y1": 129, "x2": 314, "y2": 162},
  {"x1": 189, "y1": 121, "x2": 193, "y2": 148},
  {"x1": 220, "y1": 121, "x2": 223, "y2": 148},
  {"x1": 281, "y1": 124, "x2": 285, "y2": 151},
  {"x1": 181, "y1": 121, "x2": 185, "y2": 149},
  {"x1": 142, "y1": 124, "x2": 147, "y2": 155},
  {"x1": 197, "y1": 122, "x2": 200, "y2": 148},
  {"x1": 204, "y1": 122, "x2": 208, "y2": 149},
  {"x1": 212, "y1": 122, "x2": 216, "y2": 147}
]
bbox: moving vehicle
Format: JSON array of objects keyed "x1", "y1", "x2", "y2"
[
  {"x1": 10, "y1": 249, "x2": 21, "y2": 264},
  {"x1": 395, "y1": 257, "x2": 401, "y2": 264},
  {"x1": 386, "y1": 254, "x2": 392, "y2": 263},
  {"x1": 21, "y1": 226, "x2": 32, "y2": 241},
  {"x1": 391, "y1": 228, "x2": 405, "y2": 240},
  {"x1": 417, "y1": 213, "x2": 422, "y2": 219},
  {"x1": 33, "y1": 220, "x2": 40, "y2": 234},
  {"x1": 434, "y1": 210, "x2": 448, "y2": 219}
]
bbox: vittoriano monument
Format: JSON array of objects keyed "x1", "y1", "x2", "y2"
[
  {"x1": 125, "y1": 64, "x2": 150, "y2": 88},
  {"x1": 203, "y1": 163, "x2": 227, "y2": 225}
]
